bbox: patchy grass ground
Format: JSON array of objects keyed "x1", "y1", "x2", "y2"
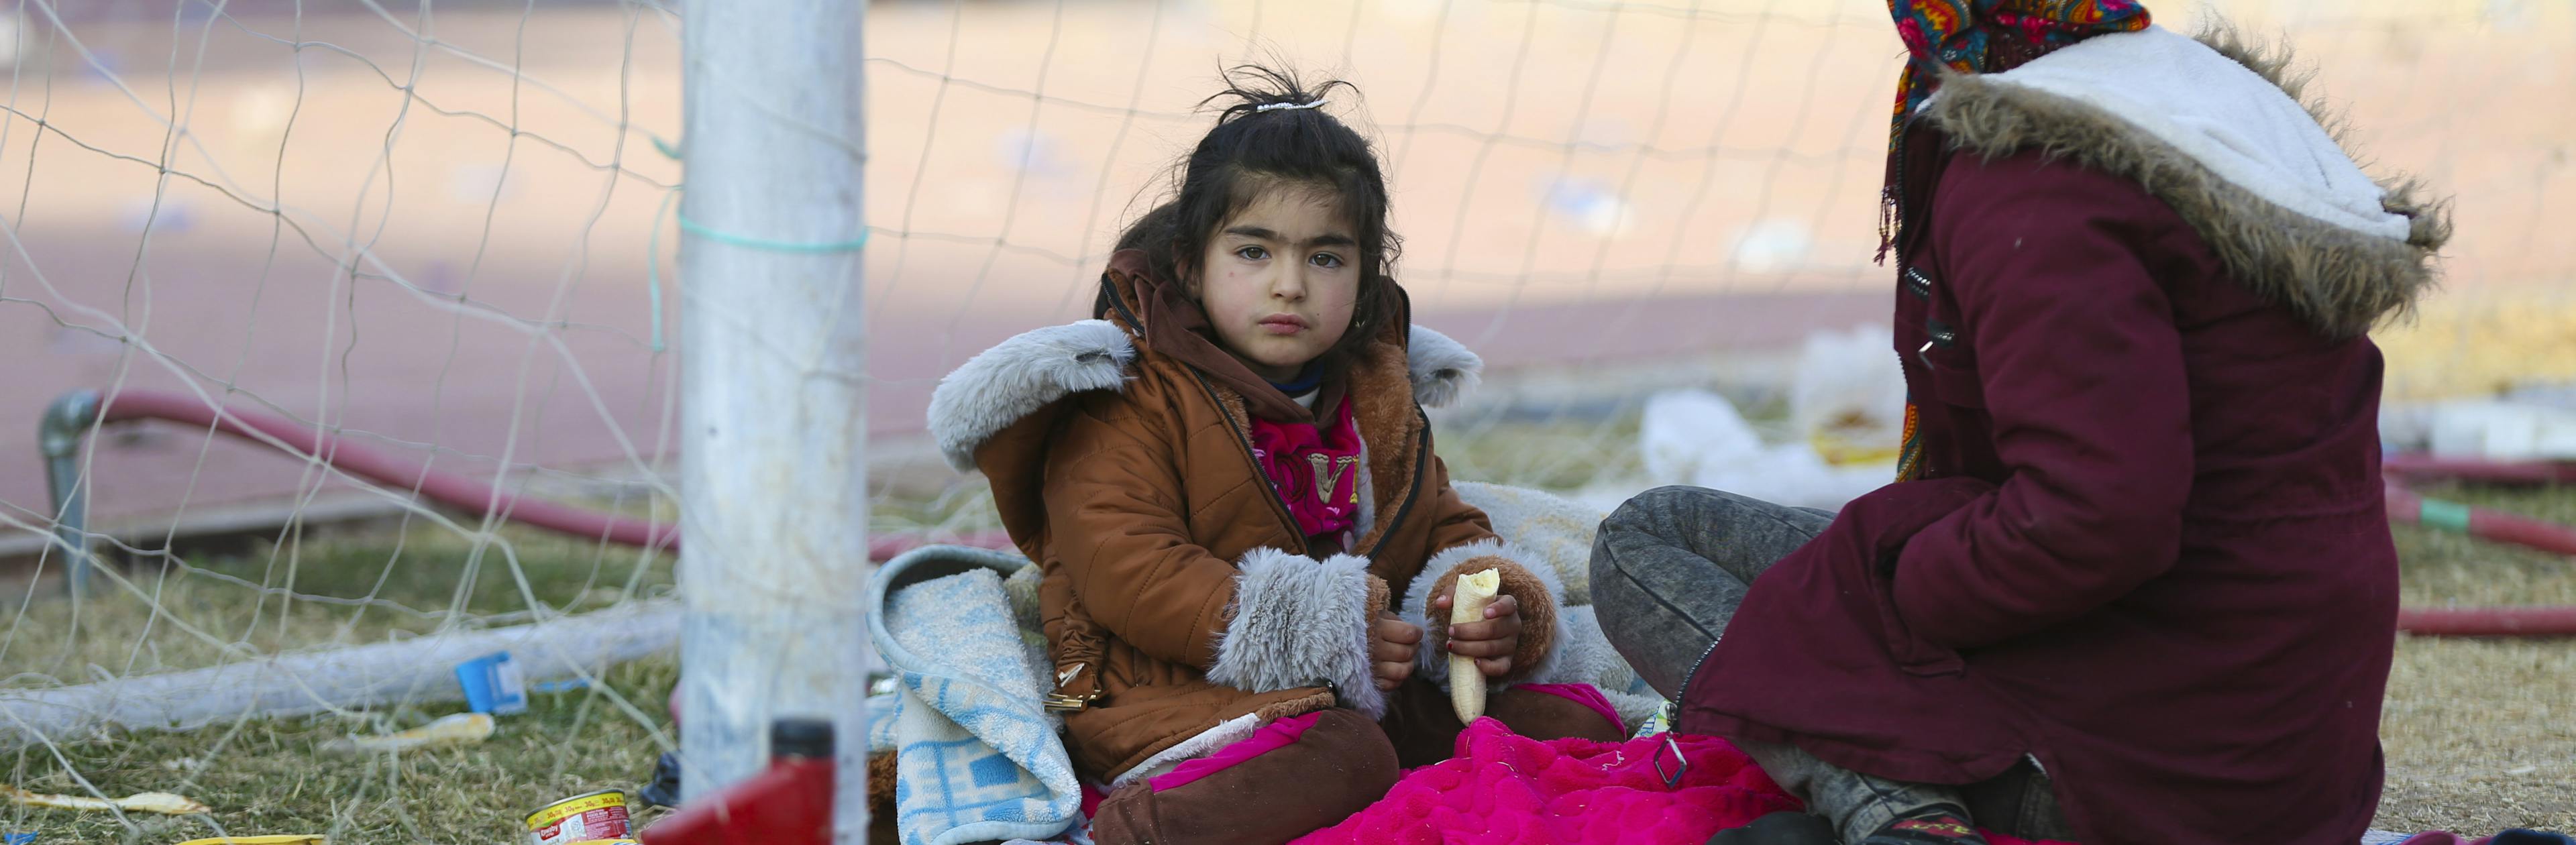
[
  {"x1": 2378, "y1": 482, "x2": 2576, "y2": 834},
  {"x1": 6, "y1": 656, "x2": 680, "y2": 844},
  {"x1": 1, "y1": 520, "x2": 681, "y2": 843},
  {"x1": 0, "y1": 445, "x2": 2568, "y2": 842},
  {"x1": 1, "y1": 522, "x2": 674, "y2": 689}
]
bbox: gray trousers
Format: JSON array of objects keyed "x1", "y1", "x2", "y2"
[{"x1": 1590, "y1": 486, "x2": 2070, "y2": 843}]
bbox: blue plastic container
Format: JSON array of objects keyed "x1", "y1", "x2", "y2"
[{"x1": 455, "y1": 651, "x2": 529, "y2": 715}]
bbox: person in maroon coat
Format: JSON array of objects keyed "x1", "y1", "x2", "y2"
[{"x1": 1588, "y1": 5, "x2": 2450, "y2": 845}]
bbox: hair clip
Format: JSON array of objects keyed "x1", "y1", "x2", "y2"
[{"x1": 1254, "y1": 98, "x2": 1329, "y2": 113}]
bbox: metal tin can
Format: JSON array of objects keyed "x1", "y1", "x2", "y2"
[{"x1": 525, "y1": 789, "x2": 633, "y2": 844}]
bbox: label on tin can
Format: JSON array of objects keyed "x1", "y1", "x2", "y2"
[{"x1": 527, "y1": 790, "x2": 631, "y2": 844}]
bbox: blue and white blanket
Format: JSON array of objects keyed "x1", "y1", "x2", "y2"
[{"x1": 866, "y1": 545, "x2": 1082, "y2": 845}]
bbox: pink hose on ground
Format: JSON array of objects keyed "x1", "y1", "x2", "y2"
[
  {"x1": 86, "y1": 389, "x2": 1012, "y2": 561},
  {"x1": 2379, "y1": 477, "x2": 2576, "y2": 636},
  {"x1": 2385, "y1": 482, "x2": 2576, "y2": 557},
  {"x1": 2382, "y1": 455, "x2": 2576, "y2": 486},
  {"x1": 2397, "y1": 606, "x2": 2576, "y2": 637},
  {"x1": 82, "y1": 390, "x2": 2576, "y2": 636}
]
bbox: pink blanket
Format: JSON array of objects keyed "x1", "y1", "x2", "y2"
[{"x1": 1291, "y1": 719, "x2": 2076, "y2": 845}]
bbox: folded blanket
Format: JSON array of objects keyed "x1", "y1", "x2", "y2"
[
  {"x1": 1290, "y1": 719, "x2": 2076, "y2": 845},
  {"x1": 867, "y1": 545, "x2": 1081, "y2": 845}
]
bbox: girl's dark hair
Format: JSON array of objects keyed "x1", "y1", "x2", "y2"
[{"x1": 1114, "y1": 65, "x2": 1403, "y2": 359}]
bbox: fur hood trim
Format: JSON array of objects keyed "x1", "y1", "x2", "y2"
[
  {"x1": 1921, "y1": 23, "x2": 2449, "y2": 338},
  {"x1": 1205, "y1": 548, "x2": 1387, "y2": 720},
  {"x1": 928, "y1": 321, "x2": 1483, "y2": 471},
  {"x1": 1405, "y1": 325, "x2": 1483, "y2": 408}
]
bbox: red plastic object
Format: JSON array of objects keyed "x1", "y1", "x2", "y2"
[
  {"x1": 2380, "y1": 473, "x2": 2576, "y2": 638},
  {"x1": 78, "y1": 389, "x2": 1012, "y2": 561},
  {"x1": 2385, "y1": 482, "x2": 2576, "y2": 557},
  {"x1": 2398, "y1": 606, "x2": 2576, "y2": 637},
  {"x1": 637, "y1": 756, "x2": 834, "y2": 845},
  {"x1": 2381, "y1": 454, "x2": 2576, "y2": 486}
]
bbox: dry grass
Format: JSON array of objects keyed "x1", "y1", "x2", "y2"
[
  {"x1": 5, "y1": 656, "x2": 680, "y2": 844},
  {"x1": 1, "y1": 523, "x2": 674, "y2": 690},
  {"x1": 0, "y1": 450, "x2": 2567, "y2": 841},
  {"x1": 2377, "y1": 483, "x2": 2576, "y2": 834},
  {"x1": 1, "y1": 520, "x2": 680, "y2": 843},
  {"x1": 1431, "y1": 407, "x2": 1658, "y2": 494},
  {"x1": 2377, "y1": 637, "x2": 2576, "y2": 833}
]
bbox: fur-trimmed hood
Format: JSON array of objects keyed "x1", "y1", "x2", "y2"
[
  {"x1": 928, "y1": 320, "x2": 1483, "y2": 473},
  {"x1": 1919, "y1": 23, "x2": 2449, "y2": 337}
]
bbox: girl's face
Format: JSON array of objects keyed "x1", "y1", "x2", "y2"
[{"x1": 1194, "y1": 186, "x2": 1360, "y2": 382}]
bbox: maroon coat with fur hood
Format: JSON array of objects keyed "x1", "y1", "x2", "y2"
[{"x1": 1679, "y1": 27, "x2": 2448, "y2": 845}]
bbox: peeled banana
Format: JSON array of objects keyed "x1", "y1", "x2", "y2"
[
  {"x1": 1, "y1": 783, "x2": 209, "y2": 815},
  {"x1": 321, "y1": 712, "x2": 494, "y2": 754},
  {"x1": 1447, "y1": 567, "x2": 1502, "y2": 724}
]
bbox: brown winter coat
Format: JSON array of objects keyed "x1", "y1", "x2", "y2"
[{"x1": 928, "y1": 250, "x2": 1564, "y2": 781}]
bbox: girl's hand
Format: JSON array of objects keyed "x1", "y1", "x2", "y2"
[
  {"x1": 1433, "y1": 589, "x2": 1522, "y2": 677},
  {"x1": 1371, "y1": 612, "x2": 1423, "y2": 691}
]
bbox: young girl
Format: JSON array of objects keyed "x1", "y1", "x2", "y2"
[{"x1": 928, "y1": 68, "x2": 1624, "y2": 845}]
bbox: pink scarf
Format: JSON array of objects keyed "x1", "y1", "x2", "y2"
[{"x1": 1246, "y1": 394, "x2": 1364, "y2": 543}]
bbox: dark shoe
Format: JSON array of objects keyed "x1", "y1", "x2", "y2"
[
  {"x1": 1860, "y1": 804, "x2": 1988, "y2": 845},
  {"x1": 1707, "y1": 811, "x2": 1837, "y2": 845},
  {"x1": 637, "y1": 750, "x2": 682, "y2": 808},
  {"x1": 2493, "y1": 832, "x2": 2576, "y2": 845}
]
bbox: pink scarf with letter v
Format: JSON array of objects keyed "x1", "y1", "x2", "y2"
[{"x1": 1246, "y1": 393, "x2": 1364, "y2": 543}]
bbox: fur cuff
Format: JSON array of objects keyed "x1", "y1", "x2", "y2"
[
  {"x1": 926, "y1": 320, "x2": 1134, "y2": 471},
  {"x1": 1207, "y1": 549, "x2": 1387, "y2": 720},
  {"x1": 1399, "y1": 539, "x2": 1567, "y2": 691}
]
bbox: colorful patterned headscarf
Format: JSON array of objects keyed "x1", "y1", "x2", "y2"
[
  {"x1": 1878, "y1": 0, "x2": 2151, "y2": 258},
  {"x1": 1888, "y1": 0, "x2": 2153, "y2": 147}
]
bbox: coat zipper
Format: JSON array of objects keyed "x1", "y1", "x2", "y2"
[
  {"x1": 1680, "y1": 636, "x2": 1723, "y2": 699},
  {"x1": 1357, "y1": 416, "x2": 1430, "y2": 557},
  {"x1": 1918, "y1": 317, "x2": 1959, "y2": 369},
  {"x1": 1902, "y1": 266, "x2": 1933, "y2": 299}
]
